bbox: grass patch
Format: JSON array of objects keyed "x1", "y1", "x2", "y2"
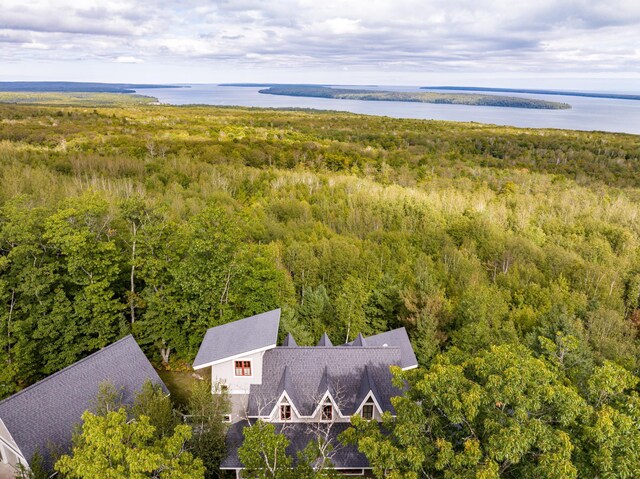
[{"x1": 156, "y1": 369, "x2": 198, "y2": 409}]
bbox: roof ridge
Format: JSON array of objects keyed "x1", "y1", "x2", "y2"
[
  {"x1": 273, "y1": 346, "x2": 400, "y2": 350},
  {"x1": 0, "y1": 335, "x2": 136, "y2": 406}
]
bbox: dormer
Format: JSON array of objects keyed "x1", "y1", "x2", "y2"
[
  {"x1": 281, "y1": 333, "x2": 298, "y2": 347},
  {"x1": 311, "y1": 366, "x2": 344, "y2": 421},
  {"x1": 353, "y1": 364, "x2": 384, "y2": 421},
  {"x1": 270, "y1": 366, "x2": 302, "y2": 421},
  {"x1": 192, "y1": 309, "x2": 281, "y2": 394},
  {"x1": 313, "y1": 391, "x2": 343, "y2": 421},
  {"x1": 317, "y1": 333, "x2": 333, "y2": 347}
]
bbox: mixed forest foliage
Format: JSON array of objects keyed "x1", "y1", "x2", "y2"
[
  {"x1": 258, "y1": 86, "x2": 571, "y2": 109},
  {"x1": 0, "y1": 101, "x2": 639, "y2": 476}
]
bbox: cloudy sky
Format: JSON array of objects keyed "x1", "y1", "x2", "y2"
[{"x1": 1, "y1": 0, "x2": 639, "y2": 89}]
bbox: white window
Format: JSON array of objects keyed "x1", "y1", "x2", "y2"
[
  {"x1": 234, "y1": 360, "x2": 251, "y2": 376},
  {"x1": 322, "y1": 401, "x2": 333, "y2": 421},
  {"x1": 280, "y1": 404, "x2": 292, "y2": 421},
  {"x1": 361, "y1": 398, "x2": 375, "y2": 420}
]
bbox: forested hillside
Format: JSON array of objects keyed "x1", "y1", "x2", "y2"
[{"x1": 1, "y1": 103, "x2": 639, "y2": 402}]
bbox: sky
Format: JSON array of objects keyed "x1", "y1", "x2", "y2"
[{"x1": 1, "y1": 0, "x2": 639, "y2": 90}]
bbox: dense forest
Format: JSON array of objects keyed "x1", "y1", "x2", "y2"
[{"x1": 1, "y1": 101, "x2": 640, "y2": 477}]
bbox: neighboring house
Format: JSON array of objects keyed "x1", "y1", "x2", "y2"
[
  {"x1": 0, "y1": 335, "x2": 167, "y2": 477},
  {"x1": 193, "y1": 309, "x2": 418, "y2": 477}
]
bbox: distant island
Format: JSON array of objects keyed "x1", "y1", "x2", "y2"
[
  {"x1": 258, "y1": 86, "x2": 571, "y2": 109},
  {"x1": 422, "y1": 86, "x2": 640, "y2": 101},
  {"x1": 0, "y1": 82, "x2": 185, "y2": 94}
]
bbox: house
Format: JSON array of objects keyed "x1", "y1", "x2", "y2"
[
  {"x1": 192, "y1": 309, "x2": 418, "y2": 477},
  {"x1": 0, "y1": 335, "x2": 167, "y2": 478}
]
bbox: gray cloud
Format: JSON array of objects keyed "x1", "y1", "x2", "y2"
[{"x1": 1, "y1": 0, "x2": 639, "y2": 77}]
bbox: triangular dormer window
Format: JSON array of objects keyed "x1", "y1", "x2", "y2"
[
  {"x1": 279, "y1": 397, "x2": 292, "y2": 421},
  {"x1": 361, "y1": 397, "x2": 374, "y2": 420},
  {"x1": 321, "y1": 399, "x2": 333, "y2": 421}
]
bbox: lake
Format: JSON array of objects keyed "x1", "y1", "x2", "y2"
[{"x1": 135, "y1": 84, "x2": 640, "y2": 135}]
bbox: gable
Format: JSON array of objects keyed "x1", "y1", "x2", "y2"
[
  {"x1": 247, "y1": 347, "x2": 402, "y2": 417},
  {"x1": 193, "y1": 309, "x2": 281, "y2": 369},
  {"x1": 0, "y1": 335, "x2": 166, "y2": 469}
]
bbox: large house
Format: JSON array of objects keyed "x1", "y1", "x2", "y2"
[
  {"x1": 192, "y1": 309, "x2": 418, "y2": 477},
  {"x1": 0, "y1": 335, "x2": 167, "y2": 478}
]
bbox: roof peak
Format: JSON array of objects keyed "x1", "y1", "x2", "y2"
[
  {"x1": 0, "y1": 335, "x2": 137, "y2": 407},
  {"x1": 351, "y1": 332, "x2": 367, "y2": 347},
  {"x1": 193, "y1": 309, "x2": 281, "y2": 368},
  {"x1": 317, "y1": 332, "x2": 333, "y2": 347},
  {"x1": 282, "y1": 333, "x2": 298, "y2": 347}
]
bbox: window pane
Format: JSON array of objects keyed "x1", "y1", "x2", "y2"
[
  {"x1": 322, "y1": 405, "x2": 333, "y2": 420},
  {"x1": 362, "y1": 404, "x2": 374, "y2": 419},
  {"x1": 235, "y1": 360, "x2": 251, "y2": 376},
  {"x1": 280, "y1": 404, "x2": 291, "y2": 420}
]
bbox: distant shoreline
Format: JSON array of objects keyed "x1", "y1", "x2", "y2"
[
  {"x1": 422, "y1": 86, "x2": 640, "y2": 101},
  {"x1": 258, "y1": 86, "x2": 571, "y2": 110},
  {"x1": 0, "y1": 82, "x2": 186, "y2": 94}
]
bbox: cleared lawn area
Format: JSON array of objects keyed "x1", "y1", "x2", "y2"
[{"x1": 156, "y1": 369, "x2": 198, "y2": 409}]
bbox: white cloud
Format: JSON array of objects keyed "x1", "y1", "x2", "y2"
[
  {"x1": 115, "y1": 55, "x2": 144, "y2": 63},
  {"x1": 0, "y1": 0, "x2": 639, "y2": 82}
]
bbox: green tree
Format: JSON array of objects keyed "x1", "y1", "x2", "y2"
[
  {"x1": 345, "y1": 344, "x2": 589, "y2": 479},
  {"x1": 55, "y1": 409, "x2": 204, "y2": 479},
  {"x1": 579, "y1": 361, "x2": 640, "y2": 478},
  {"x1": 132, "y1": 380, "x2": 177, "y2": 439},
  {"x1": 238, "y1": 421, "x2": 292, "y2": 479},
  {"x1": 335, "y1": 275, "x2": 370, "y2": 343},
  {"x1": 92, "y1": 381, "x2": 124, "y2": 415},
  {"x1": 43, "y1": 193, "x2": 125, "y2": 352},
  {"x1": 187, "y1": 380, "x2": 230, "y2": 479},
  {"x1": 228, "y1": 243, "x2": 296, "y2": 319}
]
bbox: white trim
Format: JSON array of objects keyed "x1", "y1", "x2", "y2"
[
  {"x1": 229, "y1": 389, "x2": 252, "y2": 395},
  {"x1": 401, "y1": 364, "x2": 418, "y2": 371},
  {"x1": 269, "y1": 390, "x2": 303, "y2": 420},
  {"x1": 0, "y1": 437, "x2": 26, "y2": 465},
  {"x1": 220, "y1": 466, "x2": 373, "y2": 473},
  {"x1": 336, "y1": 468, "x2": 366, "y2": 476},
  {"x1": 311, "y1": 391, "x2": 345, "y2": 419},
  {"x1": 354, "y1": 391, "x2": 383, "y2": 418},
  {"x1": 193, "y1": 345, "x2": 275, "y2": 370},
  {"x1": 258, "y1": 390, "x2": 349, "y2": 420},
  {"x1": 0, "y1": 418, "x2": 26, "y2": 465}
]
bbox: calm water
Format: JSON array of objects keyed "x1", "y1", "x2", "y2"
[{"x1": 135, "y1": 84, "x2": 640, "y2": 135}]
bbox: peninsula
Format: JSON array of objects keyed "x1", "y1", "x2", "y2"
[{"x1": 258, "y1": 85, "x2": 571, "y2": 109}]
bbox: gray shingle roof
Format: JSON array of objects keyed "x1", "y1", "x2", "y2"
[
  {"x1": 317, "y1": 333, "x2": 333, "y2": 347},
  {"x1": 354, "y1": 364, "x2": 382, "y2": 412},
  {"x1": 282, "y1": 333, "x2": 297, "y2": 347},
  {"x1": 0, "y1": 335, "x2": 166, "y2": 469},
  {"x1": 193, "y1": 309, "x2": 281, "y2": 369},
  {"x1": 360, "y1": 327, "x2": 418, "y2": 369},
  {"x1": 247, "y1": 347, "x2": 402, "y2": 417},
  {"x1": 221, "y1": 421, "x2": 370, "y2": 469},
  {"x1": 276, "y1": 366, "x2": 302, "y2": 413},
  {"x1": 351, "y1": 333, "x2": 367, "y2": 347}
]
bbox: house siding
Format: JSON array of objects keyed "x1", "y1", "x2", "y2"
[
  {"x1": 0, "y1": 418, "x2": 25, "y2": 471},
  {"x1": 211, "y1": 350, "x2": 266, "y2": 395}
]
